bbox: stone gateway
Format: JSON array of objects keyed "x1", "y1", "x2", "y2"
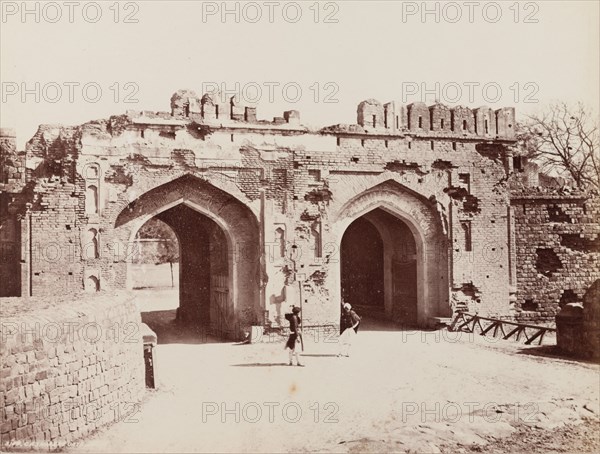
[{"x1": 1, "y1": 90, "x2": 599, "y2": 339}]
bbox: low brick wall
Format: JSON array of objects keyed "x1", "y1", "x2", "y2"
[{"x1": 0, "y1": 292, "x2": 145, "y2": 450}]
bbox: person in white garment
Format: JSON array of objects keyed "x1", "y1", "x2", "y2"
[{"x1": 338, "y1": 302, "x2": 361, "y2": 357}]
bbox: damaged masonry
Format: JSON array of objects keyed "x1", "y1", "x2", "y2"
[
  {"x1": 2, "y1": 91, "x2": 599, "y2": 335},
  {"x1": 1, "y1": 89, "x2": 600, "y2": 450}
]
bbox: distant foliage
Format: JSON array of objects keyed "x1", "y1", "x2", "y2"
[{"x1": 135, "y1": 218, "x2": 179, "y2": 265}]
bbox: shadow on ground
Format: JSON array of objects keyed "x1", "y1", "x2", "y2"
[
  {"x1": 141, "y1": 309, "x2": 227, "y2": 345},
  {"x1": 140, "y1": 304, "x2": 425, "y2": 346},
  {"x1": 516, "y1": 344, "x2": 599, "y2": 365}
]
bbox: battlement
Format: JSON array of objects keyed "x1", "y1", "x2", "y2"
[
  {"x1": 353, "y1": 99, "x2": 515, "y2": 139},
  {"x1": 168, "y1": 88, "x2": 302, "y2": 128},
  {"x1": 160, "y1": 89, "x2": 516, "y2": 140}
]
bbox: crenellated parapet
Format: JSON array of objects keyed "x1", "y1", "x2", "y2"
[
  {"x1": 129, "y1": 89, "x2": 516, "y2": 142},
  {"x1": 354, "y1": 98, "x2": 516, "y2": 139},
  {"x1": 168, "y1": 88, "x2": 301, "y2": 127}
]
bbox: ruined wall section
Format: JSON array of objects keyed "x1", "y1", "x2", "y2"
[
  {"x1": 62, "y1": 116, "x2": 302, "y2": 333},
  {"x1": 0, "y1": 128, "x2": 25, "y2": 192},
  {"x1": 73, "y1": 116, "x2": 301, "y2": 298},
  {"x1": 27, "y1": 180, "x2": 85, "y2": 296},
  {"x1": 1, "y1": 128, "x2": 26, "y2": 297},
  {"x1": 312, "y1": 98, "x2": 516, "y2": 321},
  {"x1": 30, "y1": 126, "x2": 87, "y2": 297},
  {"x1": 0, "y1": 125, "x2": 88, "y2": 297},
  {"x1": 300, "y1": 132, "x2": 514, "y2": 321},
  {"x1": 5, "y1": 92, "x2": 519, "y2": 327},
  {"x1": 511, "y1": 190, "x2": 600, "y2": 322},
  {"x1": 3, "y1": 117, "x2": 143, "y2": 298}
]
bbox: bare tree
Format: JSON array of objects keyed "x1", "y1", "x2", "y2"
[{"x1": 517, "y1": 102, "x2": 599, "y2": 189}]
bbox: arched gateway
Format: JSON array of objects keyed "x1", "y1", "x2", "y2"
[
  {"x1": 331, "y1": 180, "x2": 451, "y2": 326},
  {"x1": 1, "y1": 93, "x2": 522, "y2": 337},
  {"x1": 114, "y1": 174, "x2": 262, "y2": 339}
]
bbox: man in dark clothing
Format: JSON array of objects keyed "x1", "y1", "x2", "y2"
[
  {"x1": 284, "y1": 306, "x2": 304, "y2": 366},
  {"x1": 338, "y1": 302, "x2": 361, "y2": 357}
]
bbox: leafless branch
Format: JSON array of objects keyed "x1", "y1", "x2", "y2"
[{"x1": 517, "y1": 102, "x2": 600, "y2": 189}]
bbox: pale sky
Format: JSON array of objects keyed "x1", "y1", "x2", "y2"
[{"x1": 1, "y1": 0, "x2": 599, "y2": 149}]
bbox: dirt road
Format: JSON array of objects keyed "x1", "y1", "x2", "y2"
[{"x1": 68, "y1": 296, "x2": 599, "y2": 453}]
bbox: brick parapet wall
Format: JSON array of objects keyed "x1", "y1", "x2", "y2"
[{"x1": 0, "y1": 291, "x2": 145, "y2": 450}]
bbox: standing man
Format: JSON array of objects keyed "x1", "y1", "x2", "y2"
[
  {"x1": 338, "y1": 302, "x2": 361, "y2": 357},
  {"x1": 284, "y1": 306, "x2": 304, "y2": 366}
]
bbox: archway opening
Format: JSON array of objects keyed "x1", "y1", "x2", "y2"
[
  {"x1": 115, "y1": 174, "x2": 262, "y2": 341},
  {"x1": 341, "y1": 217, "x2": 384, "y2": 310},
  {"x1": 132, "y1": 203, "x2": 231, "y2": 343},
  {"x1": 132, "y1": 216, "x2": 180, "y2": 303},
  {"x1": 341, "y1": 208, "x2": 418, "y2": 328}
]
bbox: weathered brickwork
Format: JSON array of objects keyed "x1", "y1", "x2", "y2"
[
  {"x1": 0, "y1": 128, "x2": 26, "y2": 297},
  {"x1": 0, "y1": 292, "x2": 144, "y2": 450},
  {"x1": 1, "y1": 88, "x2": 597, "y2": 336},
  {"x1": 510, "y1": 190, "x2": 600, "y2": 322},
  {"x1": 0, "y1": 128, "x2": 25, "y2": 192}
]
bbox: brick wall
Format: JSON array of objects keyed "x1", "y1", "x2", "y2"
[
  {"x1": 2, "y1": 93, "x2": 521, "y2": 329},
  {"x1": 0, "y1": 292, "x2": 145, "y2": 450},
  {"x1": 511, "y1": 191, "x2": 600, "y2": 322},
  {"x1": 29, "y1": 181, "x2": 86, "y2": 296},
  {"x1": 1, "y1": 128, "x2": 26, "y2": 297}
]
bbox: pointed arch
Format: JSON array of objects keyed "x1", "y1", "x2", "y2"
[
  {"x1": 332, "y1": 179, "x2": 449, "y2": 326},
  {"x1": 113, "y1": 174, "x2": 262, "y2": 339}
]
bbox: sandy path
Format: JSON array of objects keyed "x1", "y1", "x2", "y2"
[{"x1": 68, "y1": 308, "x2": 599, "y2": 454}]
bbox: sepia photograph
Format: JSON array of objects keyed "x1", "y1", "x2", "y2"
[{"x1": 1, "y1": 1, "x2": 599, "y2": 452}]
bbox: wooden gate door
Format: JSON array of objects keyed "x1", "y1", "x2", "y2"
[{"x1": 392, "y1": 260, "x2": 417, "y2": 325}]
